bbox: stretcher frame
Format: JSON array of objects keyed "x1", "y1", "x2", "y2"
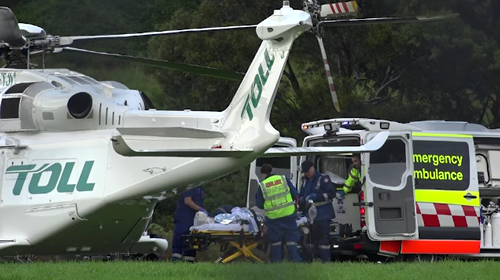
[{"x1": 183, "y1": 211, "x2": 267, "y2": 263}]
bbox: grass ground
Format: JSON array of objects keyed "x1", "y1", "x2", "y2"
[{"x1": 0, "y1": 260, "x2": 498, "y2": 280}]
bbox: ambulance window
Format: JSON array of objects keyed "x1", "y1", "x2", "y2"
[
  {"x1": 413, "y1": 140, "x2": 470, "y2": 190},
  {"x1": 256, "y1": 157, "x2": 290, "y2": 170},
  {"x1": 249, "y1": 157, "x2": 291, "y2": 209},
  {"x1": 369, "y1": 139, "x2": 407, "y2": 187}
]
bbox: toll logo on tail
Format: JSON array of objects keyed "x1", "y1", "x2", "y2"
[
  {"x1": 240, "y1": 47, "x2": 275, "y2": 121},
  {"x1": 5, "y1": 160, "x2": 96, "y2": 196}
]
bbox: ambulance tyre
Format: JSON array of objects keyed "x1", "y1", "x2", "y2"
[{"x1": 404, "y1": 254, "x2": 441, "y2": 262}]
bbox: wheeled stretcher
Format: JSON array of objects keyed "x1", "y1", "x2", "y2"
[{"x1": 182, "y1": 214, "x2": 267, "y2": 263}]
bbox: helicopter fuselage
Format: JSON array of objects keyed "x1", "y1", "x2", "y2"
[{"x1": 0, "y1": 68, "x2": 254, "y2": 256}]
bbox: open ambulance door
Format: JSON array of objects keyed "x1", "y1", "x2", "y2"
[
  {"x1": 246, "y1": 137, "x2": 297, "y2": 210},
  {"x1": 364, "y1": 131, "x2": 418, "y2": 240}
]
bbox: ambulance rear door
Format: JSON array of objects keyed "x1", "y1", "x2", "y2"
[
  {"x1": 246, "y1": 137, "x2": 297, "y2": 209},
  {"x1": 364, "y1": 130, "x2": 418, "y2": 240},
  {"x1": 411, "y1": 133, "x2": 480, "y2": 243}
]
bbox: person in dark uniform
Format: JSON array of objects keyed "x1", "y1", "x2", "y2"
[
  {"x1": 299, "y1": 160, "x2": 335, "y2": 262},
  {"x1": 171, "y1": 185, "x2": 207, "y2": 262}
]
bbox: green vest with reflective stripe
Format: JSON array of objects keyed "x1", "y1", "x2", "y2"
[
  {"x1": 343, "y1": 167, "x2": 361, "y2": 193},
  {"x1": 258, "y1": 175, "x2": 296, "y2": 219}
]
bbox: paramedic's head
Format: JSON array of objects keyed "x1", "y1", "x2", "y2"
[
  {"x1": 260, "y1": 164, "x2": 273, "y2": 177},
  {"x1": 352, "y1": 153, "x2": 361, "y2": 168},
  {"x1": 301, "y1": 160, "x2": 315, "y2": 178}
]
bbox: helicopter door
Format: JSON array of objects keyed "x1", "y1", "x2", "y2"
[
  {"x1": 246, "y1": 137, "x2": 297, "y2": 210},
  {"x1": 364, "y1": 131, "x2": 418, "y2": 240}
]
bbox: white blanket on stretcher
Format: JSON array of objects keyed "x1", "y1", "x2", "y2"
[{"x1": 190, "y1": 215, "x2": 309, "y2": 233}]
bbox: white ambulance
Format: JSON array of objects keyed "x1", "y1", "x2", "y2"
[{"x1": 246, "y1": 118, "x2": 500, "y2": 261}]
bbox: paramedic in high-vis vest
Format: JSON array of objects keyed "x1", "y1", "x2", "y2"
[
  {"x1": 343, "y1": 153, "x2": 362, "y2": 194},
  {"x1": 299, "y1": 160, "x2": 335, "y2": 262},
  {"x1": 255, "y1": 164, "x2": 302, "y2": 263}
]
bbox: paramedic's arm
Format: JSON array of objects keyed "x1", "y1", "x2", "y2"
[
  {"x1": 255, "y1": 188, "x2": 264, "y2": 209},
  {"x1": 344, "y1": 167, "x2": 360, "y2": 188},
  {"x1": 317, "y1": 175, "x2": 335, "y2": 201},
  {"x1": 287, "y1": 178, "x2": 298, "y2": 200},
  {"x1": 184, "y1": 196, "x2": 203, "y2": 211}
]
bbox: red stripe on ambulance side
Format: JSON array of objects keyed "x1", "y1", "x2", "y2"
[
  {"x1": 379, "y1": 241, "x2": 401, "y2": 254},
  {"x1": 401, "y1": 240, "x2": 480, "y2": 254}
]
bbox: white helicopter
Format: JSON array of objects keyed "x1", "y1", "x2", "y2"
[{"x1": 0, "y1": 1, "x2": 456, "y2": 258}]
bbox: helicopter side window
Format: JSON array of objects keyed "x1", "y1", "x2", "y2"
[
  {"x1": 0, "y1": 97, "x2": 21, "y2": 119},
  {"x1": 1, "y1": 82, "x2": 36, "y2": 119}
]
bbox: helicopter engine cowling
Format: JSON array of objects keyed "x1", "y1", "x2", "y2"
[
  {"x1": 0, "y1": 71, "x2": 150, "y2": 132},
  {"x1": 31, "y1": 87, "x2": 99, "y2": 131},
  {"x1": 67, "y1": 91, "x2": 93, "y2": 119},
  {"x1": 0, "y1": 80, "x2": 135, "y2": 132}
]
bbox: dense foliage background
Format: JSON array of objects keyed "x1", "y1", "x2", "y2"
[{"x1": 4, "y1": 0, "x2": 500, "y2": 257}]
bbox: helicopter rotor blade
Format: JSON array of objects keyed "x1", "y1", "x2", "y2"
[
  {"x1": 320, "y1": 1, "x2": 359, "y2": 19},
  {"x1": 59, "y1": 24, "x2": 258, "y2": 45},
  {"x1": 0, "y1": 7, "x2": 26, "y2": 47},
  {"x1": 62, "y1": 47, "x2": 245, "y2": 82},
  {"x1": 316, "y1": 35, "x2": 340, "y2": 112},
  {"x1": 317, "y1": 13, "x2": 459, "y2": 28}
]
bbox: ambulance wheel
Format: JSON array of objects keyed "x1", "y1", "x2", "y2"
[{"x1": 406, "y1": 254, "x2": 440, "y2": 262}]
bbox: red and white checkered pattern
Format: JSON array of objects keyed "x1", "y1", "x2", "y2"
[{"x1": 416, "y1": 202, "x2": 480, "y2": 228}]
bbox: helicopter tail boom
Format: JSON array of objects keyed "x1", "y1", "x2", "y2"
[
  {"x1": 219, "y1": 3, "x2": 312, "y2": 148},
  {"x1": 108, "y1": 2, "x2": 313, "y2": 158}
]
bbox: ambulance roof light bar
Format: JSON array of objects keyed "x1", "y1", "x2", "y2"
[{"x1": 301, "y1": 118, "x2": 420, "y2": 135}]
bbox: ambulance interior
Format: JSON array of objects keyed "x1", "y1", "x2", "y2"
[
  {"x1": 475, "y1": 147, "x2": 500, "y2": 216},
  {"x1": 476, "y1": 149, "x2": 500, "y2": 192},
  {"x1": 305, "y1": 136, "x2": 363, "y2": 233}
]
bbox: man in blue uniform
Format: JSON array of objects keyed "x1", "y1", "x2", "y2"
[
  {"x1": 255, "y1": 164, "x2": 302, "y2": 263},
  {"x1": 299, "y1": 160, "x2": 335, "y2": 262},
  {"x1": 171, "y1": 185, "x2": 207, "y2": 262}
]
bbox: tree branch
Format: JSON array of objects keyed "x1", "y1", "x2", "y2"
[{"x1": 477, "y1": 93, "x2": 492, "y2": 124}]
